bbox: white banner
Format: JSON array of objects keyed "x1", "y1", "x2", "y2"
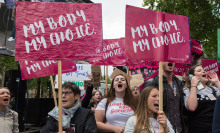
[{"x1": 55, "y1": 64, "x2": 91, "y2": 90}]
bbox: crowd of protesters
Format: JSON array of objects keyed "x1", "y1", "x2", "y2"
[
  {"x1": 43, "y1": 64, "x2": 220, "y2": 133},
  {"x1": 1, "y1": 63, "x2": 220, "y2": 133}
]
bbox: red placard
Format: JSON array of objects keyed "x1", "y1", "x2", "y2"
[
  {"x1": 20, "y1": 60, "x2": 77, "y2": 80},
  {"x1": 125, "y1": 5, "x2": 191, "y2": 64},
  {"x1": 202, "y1": 59, "x2": 219, "y2": 77},
  {"x1": 191, "y1": 39, "x2": 203, "y2": 65},
  {"x1": 90, "y1": 38, "x2": 127, "y2": 66},
  {"x1": 173, "y1": 63, "x2": 192, "y2": 76},
  {"x1": 129, "y1": 61, "x2": 158, "y2": 79},
  {"x1": 15, "y1": 2, "x2": 102, "y2": 61}
]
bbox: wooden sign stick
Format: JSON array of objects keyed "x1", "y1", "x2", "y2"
[
  {"x1": 106, "y1": 66, "x2": 108, "y2": 90},
  {"x1": 127, "y1": 66, "x2": 130, "y2": 87},
  {"x1": 159, "y1": 61, "x2": 163, "y2": 130},
  {"x1": 50, "y1": 76, "x2": 57, "y2": 107},
  {"x1": 58, "y1": 60, "x2": 63, "y2": 133}
]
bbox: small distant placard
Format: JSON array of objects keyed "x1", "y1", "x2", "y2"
[
  {"x1": 84, "y1": 80, "x2": 92, "y2": 90},
  {"x1": 130, "y1": 74, "x2": 144, "y2": 88},
  {"x1": 91, "y1": 66, "x2": 101, "y2": 88}
]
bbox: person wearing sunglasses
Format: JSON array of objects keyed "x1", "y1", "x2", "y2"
[{"x1": 42, "y1": 82, "x2": 97, "y2": 133}]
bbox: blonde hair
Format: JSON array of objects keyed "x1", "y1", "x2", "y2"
[{"x1": 89, "y1": 90, "x2": 102, "y2": 105}]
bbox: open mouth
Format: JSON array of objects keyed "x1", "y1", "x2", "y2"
[
  {"x1": 202, "y1": 74, "x2": 206, "y2": 77},
  {"x1": 3, "y1": 98, "x2": 9, "y2": 101},
  {"x1": 62, "y1": 100, "x2": 67, "y2": 103},
  {"x1": 168, "y1": 63, "x2": 173, "y2": 67},
  {"x1": 118, "y1": 84, "x2": 122, "y2": 88},
  {"x1": 154, "y1": 103, "x2": 159, "y2": 107}
]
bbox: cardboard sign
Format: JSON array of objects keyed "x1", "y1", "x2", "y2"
[
  {"x1": 130, "y1": 74, "x2": 144, "y2": 88},
  {"x1": 15, "y1": 2, "x2": 102, "y2": 61},
  {"x1": 90, "y1": 38, "x2": 127, "y2": 66},
  {"x1": 20, "y1": 60, "x2": 76, "y2": 80},
  {"x1": 202, "y1": 59, "x2": 219, "y2": 77},
  {"x1": 125, "y1": 5, "x2": 191, "y2": 64},
  {"x1": 91, "y1": 66, "x2": 101, "y2": 88},
  {"x1": 55, "y1": 80, "x2": 84, "y2": 90},
  {"x1": 61, "y1": 64, "x2": 91, "y2": 81},
  {"x1": 84, "y1": 80, "x2": 92, "y2": 90}
]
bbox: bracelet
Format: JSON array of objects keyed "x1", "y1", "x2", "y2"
[{"x1": 191, "y1": 86, "x2": 197, "y2": 88}]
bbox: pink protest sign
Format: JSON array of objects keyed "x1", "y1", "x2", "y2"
[
  {"x1": 202, "y1": 59, "x2": 219, "y2": 77},
  {"x1": 129, "y1": 61, "x2": 158, "y2": 80},
  {"x1": 191, "y1": 39, "x2": 203, "y2": 65},
  {"x1": 173, "y1": 63, "x2": 192, "y2": 76},
  {"x1": 20, "y1": 60, "x2": 77, "y2": 80},
  {"x1": 125, "y1": 5, "x2": 191, "y2": 64},
  {"x1": 90, "y1": 38, "x2": 127, "y2": 66},
  {"x1": 15, "y1": 2, "x2": 102, "y2": 61}
]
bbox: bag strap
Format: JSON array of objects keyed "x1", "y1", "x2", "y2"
[
  {"x1": 210, "y1": 86, "x2": 217, "y2": 98},
  {"x1": 12, "y1": 111, "x2": 15, "y2": 133}
]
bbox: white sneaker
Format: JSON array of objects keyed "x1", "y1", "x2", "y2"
[{"x1": 8, "y1": 37, "x2": 15, "y2": 41}]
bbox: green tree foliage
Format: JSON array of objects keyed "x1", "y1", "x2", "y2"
[
  {"x1": 102, "y1": 75, "x2": 112, "y2": 84},
  {"x1": 143, "y1": 0, "x2": 220, "y2": 59},
  {"x1": 0, "y1": 55, "x2": 19, "y2": 86},
  {"x1": 0, "y1": 55, "x2": 18, "y2": 71},
  {"x1": 27, "y1": 76, "x2": 51, "y2": 98}
]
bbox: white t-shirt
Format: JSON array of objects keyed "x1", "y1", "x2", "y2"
[
  {"x1": 184, "y1": 86, "x2": 220, "y2": 108},
  {"x1": 96, "y1": 97, "x2": 134, "y2": 127},
  {"x1": 124, "y1": 116, "x2": 175, "y2": 133}
]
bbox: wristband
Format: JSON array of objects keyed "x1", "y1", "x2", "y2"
[{"x1": 191, "y1": 86, "x2": 197, "y2": 88}]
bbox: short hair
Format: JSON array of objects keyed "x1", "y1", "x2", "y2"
[
  {"x1": 62, "y1": 82, "x2": 81, "y2": 95},
  {"x1": 0, "y1": 87, "x2": 10, "y2": 91}
]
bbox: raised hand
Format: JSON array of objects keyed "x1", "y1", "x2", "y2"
[{"x1": 207, "y1": 72, "x2": 219, "y2": 83}]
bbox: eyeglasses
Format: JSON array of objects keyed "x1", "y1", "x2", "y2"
[{"x1": 62, "y1": 91, "x2": 73, "y2": 96}]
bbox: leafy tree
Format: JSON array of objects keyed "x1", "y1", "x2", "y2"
[
  {"x1": 143, "y1": 0, "x2": 220, "y2": 59},
  {"x1": 0, "y1": 55, "x2": 19, "y2": 86},
  {"x1": 27, "y1": 76, "x2": 51, "y2": 98}
]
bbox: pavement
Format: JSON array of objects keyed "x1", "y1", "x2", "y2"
[{"x1": 0, "y1": 30, "x2": 15, "y2": 56}]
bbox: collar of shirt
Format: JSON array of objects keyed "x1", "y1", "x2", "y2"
[{"x1": 0, "y1": 107, "x2": 10, "y2": 117}]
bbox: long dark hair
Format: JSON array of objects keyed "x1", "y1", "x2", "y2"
[
  {"x1": 134, "y1": 86, "x2": 158, "y2": 133},
  {"x1": 185, "y1": 65, "x2": 202, "y2": 88},
  {"x1": 105, "y1": 75, "x2": 137, "y2": 111}
]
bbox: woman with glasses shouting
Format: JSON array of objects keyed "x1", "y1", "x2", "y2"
[{"x1": 42, "y1": 82, "x2": 97, "y2": 133}]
